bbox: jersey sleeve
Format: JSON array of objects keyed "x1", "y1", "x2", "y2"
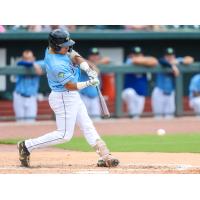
[
  {"x1": 53, "y1": 65, "x2": 75, "y2": 86},
  {"x1": 125, "y1": 58, "x2": 133, "y2": 65},
  {"x1": 159, "y1": 58, "x2": 172, "y2": 68}
]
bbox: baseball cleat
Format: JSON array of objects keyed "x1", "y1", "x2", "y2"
[
  {"x1": 97, "y1": 155, "x2": 119, "y2": 167},
  {"x1": 17, "y1": 141, "x2": 30, "y2": 167}
]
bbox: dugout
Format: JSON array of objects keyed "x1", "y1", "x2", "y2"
[{"x1": 0, "y1": 31, "x2": 200, "y2": 117}]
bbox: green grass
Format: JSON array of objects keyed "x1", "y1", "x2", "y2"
[{"x1": 1, "y1": 134, "x2": 200, "y2": 153}]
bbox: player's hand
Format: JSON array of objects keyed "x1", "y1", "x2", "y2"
[
  {"x1": 87, "y1": 78, "x2": 100, "y2": 87},
  {"x1": 86, "y1": 68, "x2": 98, "y2": 79}
]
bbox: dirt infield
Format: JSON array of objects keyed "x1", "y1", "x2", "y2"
[
  {"x1": 1, "y1": 117, "x2": 200, "y2": 174},
  {"x1": 1, "y1": 117, "x2": 200, "y2": 139},
  {"x1": 1, "y1": 145, "x2": 200, "y2": 174}
]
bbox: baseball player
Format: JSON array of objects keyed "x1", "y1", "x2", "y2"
[
  {"x1": 122, "y1": 46, "x2": 158, "y2": 118},
  {"x1": 13, "y1": 50, "x2": 44, "y2": 122},
  {"x1": 17, "y1": 29, "x2": 119, "y2": 168},
  {"x1": 151, "y1": 47, "x2": 194, "y2": 118},
  {"x1": 189, "y1": 73, "x2": 200, "y2": 115}
]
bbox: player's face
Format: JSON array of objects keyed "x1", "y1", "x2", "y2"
[
  {"x1": 22, "y1": 52, "x2": 35, "y2": 62},
  {"x1": 59, "y1": 47, "x2": 69, "y2": 55},
  {"x1": 88, "y1": 54, "x2": 100, "y2": 64}
]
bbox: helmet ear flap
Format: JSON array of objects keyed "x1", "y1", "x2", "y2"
[{"x1": 49, "y1": 36, "x2": 61, "y2": 52}]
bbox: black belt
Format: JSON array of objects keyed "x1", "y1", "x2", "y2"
[{"x1": 17, "y1": 92, "x2": 31, "y2": 98}]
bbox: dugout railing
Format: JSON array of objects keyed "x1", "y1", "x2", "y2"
[{"x1": 0, "y1": 63, "x2": 200, "y2": 119}]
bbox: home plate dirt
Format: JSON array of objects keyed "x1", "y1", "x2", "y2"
[{"x1": 1, "y1": 145, "x2": 200, "y2": 174}]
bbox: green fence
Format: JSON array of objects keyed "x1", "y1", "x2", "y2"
[{"x1": 0, "y1": 63, "x2": 199, "y2": 118}]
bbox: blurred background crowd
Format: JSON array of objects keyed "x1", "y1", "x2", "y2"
[{"x1": 1, "y1": 25, "x2": 200, "y2": 32}]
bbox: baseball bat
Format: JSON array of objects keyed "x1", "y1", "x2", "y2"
[{"x1": 96, "y1": 86, "x2": 110, "y2": 118}]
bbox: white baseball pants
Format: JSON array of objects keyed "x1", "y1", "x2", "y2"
[
  {"x1": 151, "y1": 87, "x2": 175, "y2": 118},
  {"x1": 25, "y1": 91, "x2": 100, "y2": 152},
  {"x1": 189, "y1": 97, "x2": 200, "y2": 115},
  {"x1": 80, "y1": 94, "x2": 101, "y2": 118},
  {"x1": 122, "y1": 88, "x2": 145, "y2": 117},
  {"x1": 13, "y1": 91, "x2": 37, "y2": 122}
]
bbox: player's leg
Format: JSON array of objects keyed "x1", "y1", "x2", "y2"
[
  {"x1": 18, "y1": 91, "x2": 79, "y2": 167},
  {"x1": 134, "y1": 93, "x2": 145, "y2": 118},
  {"x1": 80, "y1": 94, "x2": 91, "y2": 114},
  {"x1": 122, "y1": 88, "x2": 137, "y2": 117},
  {"x1": 13, "y1": 92, "x2": 25, "y2": 121},
  {"x1": 189, "y1": 97, "x2": 200, "y2": 115},
  {"x1": 163, "y1": 91, "x2": 175, "y2": 118},
  {"x1": 151, "y1": 87, "x2": 164, "y2": 118},
  {"x1": 76, "y1": 97, "x2": 119, "y2": 167},
  {"x1": 24, "y1": 96, "x2": 37, "y2": 122}
]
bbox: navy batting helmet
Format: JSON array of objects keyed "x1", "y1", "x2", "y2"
[{"x1": 48, "y1": 29, "x2": 75, "y2": 52}]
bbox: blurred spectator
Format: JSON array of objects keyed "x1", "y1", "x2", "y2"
[
  {"x1": 27, "y1": 25, "x2": 42, "y2": 32},
  {"x1": 122, "y1": 46, "x2": 158, "y2": 118},
  {"x1": 13, "y1": 50, "x2": 45, "y2": 122},
  {"x1": 189, "y1": 74, "x2": 200, "y2": 116},
  {"x1": 0, "y1": 25, "x2": 6, "y2": 32},
  {"x1": 79, "y1": 48, "x2": 101, "y2": 118},
  {"x1": 79, "y1": 47, "x2": 111, "y2": 119},
  {"x1": 84, "y1": 47, "x2": 115, "y2": 102},
  {"x1": 151, "y1": 47, "x2": 194, "y2": 118},
  {"x1": 124, "y1": 25, "x2": 164, "y2": 31},
  {"x1": 41, "y1": 25, "x2": 76, "y2": 32}
]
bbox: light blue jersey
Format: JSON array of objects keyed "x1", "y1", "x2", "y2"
[
  {"x1": 44, "y1": 48, "x2": 80, "y2": 92},
  {"x1": 15, "y1": 60, "x2": 45, "y2": 96},
  {"x1": 189, "y1": 74, "x2": 200, "y2": 99}
]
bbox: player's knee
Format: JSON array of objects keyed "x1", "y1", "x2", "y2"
[
  {"x1": 123, "y1": 88, "x2": 136, "y2": 99},
  {"x1": 59, "y1": 131, "x2": 73, "y2": 142}
]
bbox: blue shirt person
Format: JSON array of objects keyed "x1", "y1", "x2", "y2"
[
  {"x1": 15, "y1": 59, "x2": 45, "y2": 96},
  {"x1": 124, "y1": 57, "x2": 148, "y2": 96},
  {"x1": 189, "y1": 74, "x2": 200, "y2": 99},
  {"x1": 189, "y1": 74, "x2": 200, "y2": 115},
  {"x1": 122, "y1": 46, "x2": 158, "y2": 118},
  {"x1": 13, "y1": 50, "x2": 44, "y2": 121}
]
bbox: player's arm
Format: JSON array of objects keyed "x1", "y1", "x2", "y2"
[
  {"x1": 64, "y1": 79, "x2": 99, "y2": 91},
  {"x1": 33, "y1": 63, "x2": 43, "y2": 75},
  {"x1": 132, "y1": 56, "x2": 158, "y2": 67},
  {"x1": 182, "y1": 56, "x2": 194, "y2": 65},
  {"x1": 69, "y1": 50, "x2": 98, "y2": 78},
  {"x1": 171, "y1": 64, "x2": 180, "y2": 77}
]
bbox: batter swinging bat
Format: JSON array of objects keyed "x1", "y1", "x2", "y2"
[{"x1": 96, "y1": 86, "x2": 110, "y2": 118}]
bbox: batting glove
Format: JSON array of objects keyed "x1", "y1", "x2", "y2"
[{"x1": 87, "y1": 77, "x2": 100, "y2": 87}]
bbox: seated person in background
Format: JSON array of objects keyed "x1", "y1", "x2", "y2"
[
  {"x1": 189, "y1": 74, "x2": 200, "y2": 116},
  {"x1": 13, "y1": 50, "x2": 44, "y2": 122},
  {"x1": 79, "y1": 48, "x2": 110, "y2": 119},
  {"x1": 122, "y1": 46, "x2": 158, "y2": 118},
  {"x1": 151, "y1": 47, "x2": 194, "y2": 118}
]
